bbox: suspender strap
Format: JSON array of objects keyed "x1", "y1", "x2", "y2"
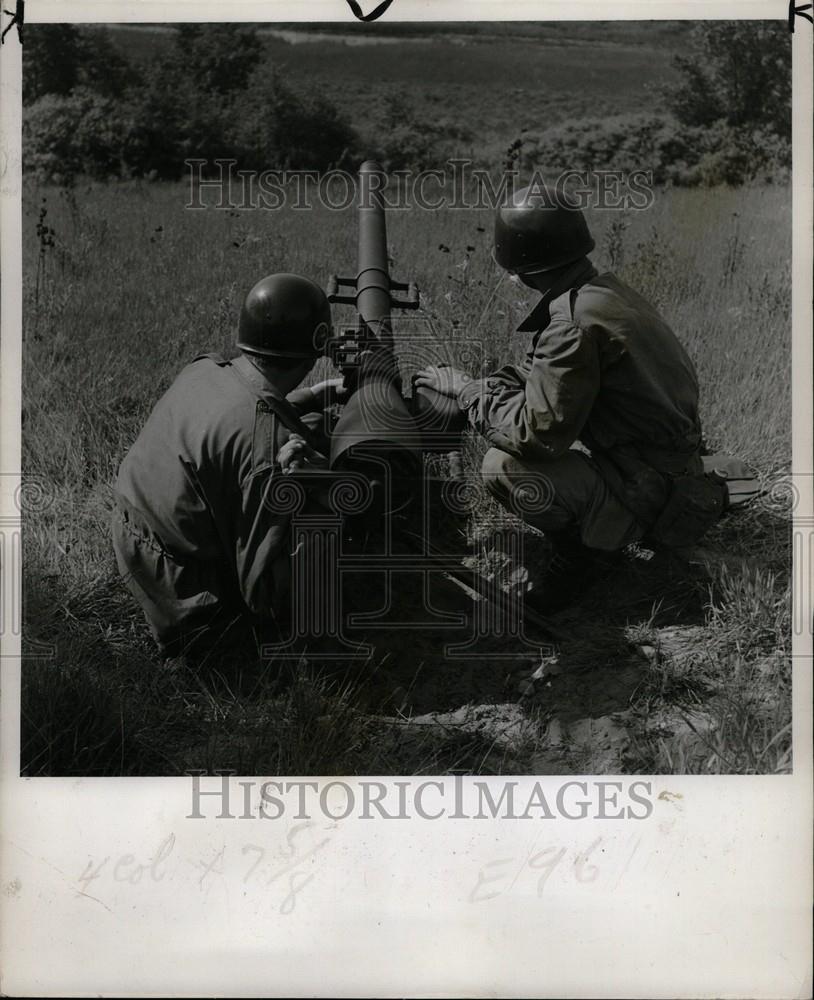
[{"x1": 200, "y1": 353, "x2": 326, "y2": 454}]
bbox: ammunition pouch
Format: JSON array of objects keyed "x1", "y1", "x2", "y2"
[
  {"x1": 585, "y1": 440, "x2": 725, "y2": 548},
  {"x1": 702, "y1": 452, "x2": 760, "y2": 509},
  {"x1": 647, "y1": 472, "x2": 727, "y2": 549}
]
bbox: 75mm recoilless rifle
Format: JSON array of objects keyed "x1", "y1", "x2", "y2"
[
  {"x1": 318, "y1": 160, "x2": 562, "y2": 640},
  {"x1": 325, "y1": 160, "x2": 467, "y2": 515}
]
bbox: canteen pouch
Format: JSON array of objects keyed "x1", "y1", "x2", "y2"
[
  {"x1": 648, "y1": 473, "x2": 727, "y2": 548},
  {"x1": 702, "y1": 452, "x2": 760, "y2": 509}
]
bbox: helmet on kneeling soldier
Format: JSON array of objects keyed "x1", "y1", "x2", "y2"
[
  {"x1": 494, "y1": 182, "x2": 595, "y2": 276},
  {"x1": 236, "y1": 273, "x2": 332, "y2": 360}
]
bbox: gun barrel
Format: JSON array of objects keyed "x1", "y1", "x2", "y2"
[
  {"x1": 328, "y1": 160, "x2": 422, "y2": 502},
  {"x1": 357, "y1": 160, "x2": 393, "y2": 350}
]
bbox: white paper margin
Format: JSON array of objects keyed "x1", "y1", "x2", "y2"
[{"x1": 1, "y1": 3, "x2": 811, "y2": 997}]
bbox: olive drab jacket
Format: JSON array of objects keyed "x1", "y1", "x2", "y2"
[
  {"x1": 113, "y1": 354, "x2": 321, "y2": 619},
  {"x1": 458, "y1": 269, "x2": 704, "y2": 525}
]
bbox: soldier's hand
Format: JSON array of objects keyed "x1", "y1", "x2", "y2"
[
  {"x1": 413, "y1": 365, "x2": 472, "y2": 398},
  {"x1": 309, "y1": 378, "x2": 347, "y2": 406},
  {"x1": 277, "y1": 434, "x2": 328, "y2": 473}
]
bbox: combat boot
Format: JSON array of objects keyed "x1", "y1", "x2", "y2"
[{"x1": 523, "y1": 528, "x2": 621, "y2": 614}]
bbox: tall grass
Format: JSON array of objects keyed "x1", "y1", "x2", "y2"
[{"x1": 21, "y1": 179, "x2": 792, "y2": 775}]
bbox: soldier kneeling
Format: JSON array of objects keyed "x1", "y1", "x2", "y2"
[{"x1": 112, "y1": 273, "x2": 340, "y2": 663}]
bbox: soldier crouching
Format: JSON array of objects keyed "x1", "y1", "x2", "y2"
[
  {"x1": 416, "y1": 182, "x2": 726, "y2": 605},
  {"x1": 111, "y1": 273, "x2": 341, "y2": 664}
]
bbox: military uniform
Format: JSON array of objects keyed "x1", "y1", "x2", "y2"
[
  {"x1": 112, "y1": 354, "x2": 324, "y2": 656},
  {"x1": 459, "y1": 266, "x2": 704, "y2": 551}
]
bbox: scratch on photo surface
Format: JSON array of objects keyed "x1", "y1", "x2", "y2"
[
  {"x1": 73, "y1": 887, "x2": 113, "y2": 914},
  {"x1": 658, "y1": 836, "x2": 684, "y2": 885},
  {"x1": 504, "y1": 833, "x2": 545, "y2": 893},
  {"x1": 7, "y1": 838, "x2": 67, "y2": 880},
  {"x1": 611, "y1": 835, "x2": 642, "y2": 891},
  {"x1": 7, "y1": 838, "x2": 113, "y2": 912}
]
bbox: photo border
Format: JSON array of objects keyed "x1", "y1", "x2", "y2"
[{"x1": 1, "y1": 3, "x2": 811, "y2": 996}]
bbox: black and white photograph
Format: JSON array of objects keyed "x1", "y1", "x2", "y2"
[
  {"x1": 1, "y1": 4, "x2": 812, "y2": 997},
  {"x1": 14, "y1": 16, "x2": 799, "y2": 779}
]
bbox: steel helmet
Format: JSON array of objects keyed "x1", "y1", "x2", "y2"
[
  {"x1": 236, "y1": 273, "x2": 332, "y2": 358},
  {"x1": 494, "y1": 182, "x2": 595, "y2": 274}
]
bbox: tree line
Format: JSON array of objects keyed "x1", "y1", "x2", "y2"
[{"x1": 22, "y1": 22, "x2": 791, "y2": 185}]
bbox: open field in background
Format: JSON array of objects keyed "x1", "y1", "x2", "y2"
[
  {"x1": 20, "y1": 178, "x2": 792, "y2": 776},
  {"x1": 104, "y1": 22, "x2": 684, "y2": 166}
]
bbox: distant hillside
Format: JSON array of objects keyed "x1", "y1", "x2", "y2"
[
  {"x1": 26, "y1": 21, "x2": 786, "y2": 185},
  {"x1": 105, "y1": 20, "x2": 691, "y2": 47},
  {"x1": 102, "y1": 21, "x2": 686, "y2": 148}
]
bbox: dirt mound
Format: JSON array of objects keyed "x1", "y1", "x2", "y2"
[{"x1": 302, "y1": 523, "x2": 728, "y2": 774}]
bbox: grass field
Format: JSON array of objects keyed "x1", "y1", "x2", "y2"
[{"x1": 20, "y1": 173, "x2": 792, "y2": 776}]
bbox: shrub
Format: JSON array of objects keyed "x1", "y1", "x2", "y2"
[
  {"x1": 231, "y1": 69, "x2": 359, "y2": 172},
  {"x1": 685, "y1": 123, "x2": 791, "y2": 187},
  {"x1": 23, "y1": 88, "x2": 134, "y2": 184},
  {"x1": 123, "y1": 69, "x2": 238, "y2": 179},
  {"x1": 521, "y1": 113, "x2": 790, "y2": 187},
  {"x1": 24, "y1": 64, "x2": 360, "y2": 182},
  {"x1": 22, "y1": 23, "x2": 359, "y2": 181},
  {"x1": 369, "y1": 93, "x2": 473, "y2": 171}
]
